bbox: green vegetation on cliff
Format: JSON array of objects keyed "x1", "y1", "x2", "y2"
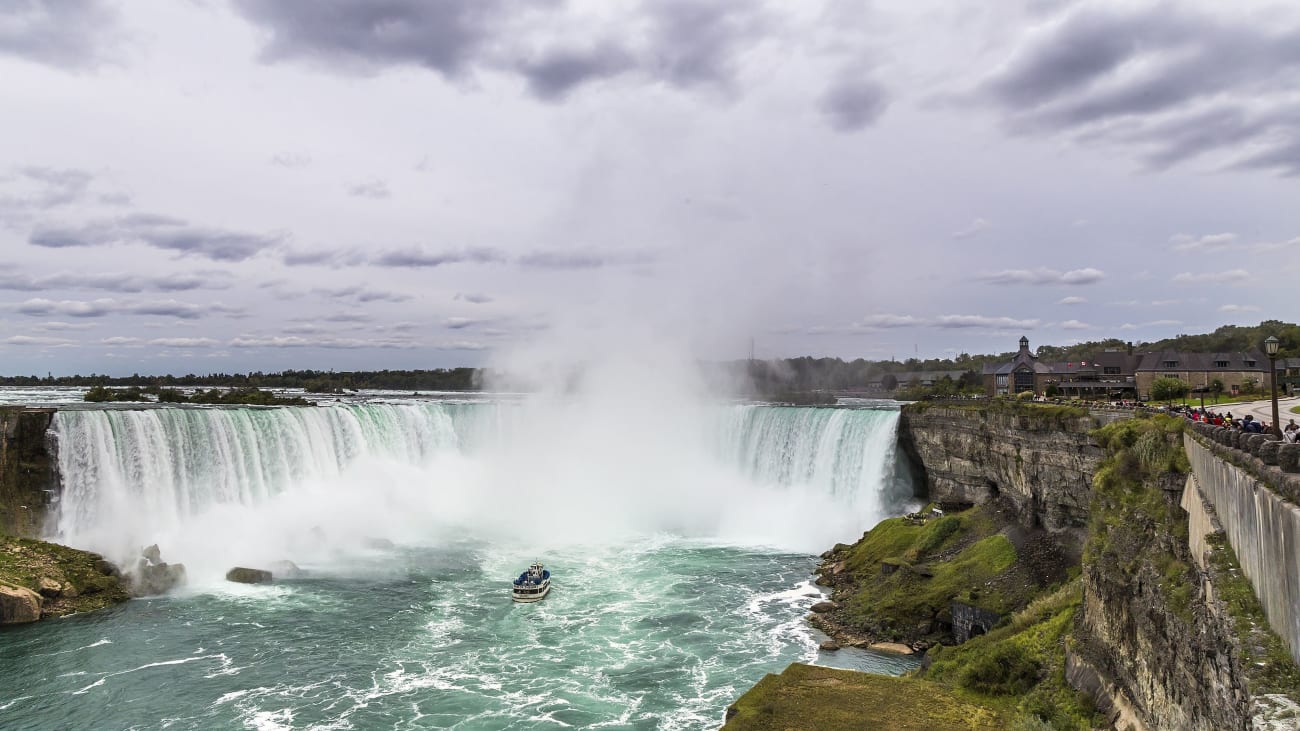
[
  {"x1": 723, "y1": 663, "x2": 1005, "y2": 731},
  {"x1": 824, "y1": 505, "x2": 1064, "y2": 644},
  {"x1": 922, "y1": 581, "x2": 1096, "y2": 729},
  {"x1": 811, "y1": 502, "x2": 1095, "y2": 728},
  {"x1": 0, "y1": 534, "x2": 129, "y2": 619}
]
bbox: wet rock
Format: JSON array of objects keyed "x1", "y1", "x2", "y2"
[
  {"x1": 37, "y1": 577, "x2": 62, "y2": 598},
  {"x1": 226, "y1": 567, "x2": 273, "y2": 584},
  {"x1": 819, "y1": 640, "x2": 841, "y2": 651},
  {"x1": 810, "y1": 601, "x2": 837, "y2": 613},
  {"x1": 131, "y1": 560, "x2": 187, "y2": 596},
  {"x1": 142, "y1": 544, "x2": 162, "y2": 564},
  {"x1": 93, "y1": 558, "x2": 120, "y2": 577},
  {"x1": 0, "y1": 584, "x2": 42, "y2": 624}
]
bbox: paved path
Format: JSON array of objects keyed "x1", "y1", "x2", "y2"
[{"x1": 1194, "y1": 395, "x2": 1300, "y2": 431}]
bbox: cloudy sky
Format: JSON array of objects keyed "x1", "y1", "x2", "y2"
[{"x1": 1, "y1": 0, "x2": 1296, "y2": 376}]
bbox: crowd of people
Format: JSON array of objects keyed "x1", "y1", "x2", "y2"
[{"x1": 1167, "y1": 405, "x2": 1300, "y2": 443}]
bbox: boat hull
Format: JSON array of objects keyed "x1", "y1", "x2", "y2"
[{"x1": 511, "y1": 582, "x2": 551, "y2": 603}]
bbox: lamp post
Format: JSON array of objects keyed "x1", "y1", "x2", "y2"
[{"x1": 1265, "y1": 335, "x2": 1281, "y2": 438}]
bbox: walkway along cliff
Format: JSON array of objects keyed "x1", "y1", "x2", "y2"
[{"x1": 726, "y1": 402, "x2": 1300, "y2": 730}]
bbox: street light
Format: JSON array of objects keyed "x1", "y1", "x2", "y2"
[{"x1": 1265, "y1": 335, "x2": 1281, "y2": 438}]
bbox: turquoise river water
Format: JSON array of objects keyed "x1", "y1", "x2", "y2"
[{"x1": 0, "y1": 398, "x2": 917, "y2": 730}]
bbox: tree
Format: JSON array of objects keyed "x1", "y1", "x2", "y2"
[
  {"x1": 1150, "y1": 377, "x2": 1188, "y2": 403},
  {"x1": 881, "y1": 373, "x2": 898, "y2": 390},
  {"x1": 1209, "y1": 379, "x2": 1225, "y2": 402}
]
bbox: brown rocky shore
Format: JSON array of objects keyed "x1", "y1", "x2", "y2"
[{"x1": 0, "y1": 535, "x2": 130, "y2": 624}]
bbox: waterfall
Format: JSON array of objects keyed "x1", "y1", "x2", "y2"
[{"x1": 50, "y1": 402, "x2": 911, "y2": 574}]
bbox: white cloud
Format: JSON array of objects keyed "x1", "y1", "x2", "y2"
[
  {"x1": 1059, "y1": 320, "x2": 1093, "y2": 330},
  {"x1": 1169, "y1": 233, "x2": 1238, "y2": 252},
  {"x1": 977, "y1": 268, "x2": 1104, "y2": 285},
  {"x1": 1219, "y1": 304, "x2": 1260, "y2": 313},
  {"x1": 1171, "y1": 269, "x2": 1250, "y2": 284},
  {"x1": 951, "y1": 218, "x2": 990, "y2": 239},
  {"x1": 3, "y1": 335, "x2": 78, "y2": 346},
  {"x1": 150, "y1": 337, "x2": 219, "y2": 348},
  {"x1": 1057, "y1": 296, "x2": 1086, "y2": 305}
]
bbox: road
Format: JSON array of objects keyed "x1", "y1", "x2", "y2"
[{"x1": 1193, "y1": 394, "x2": 1300, "y2": 431}]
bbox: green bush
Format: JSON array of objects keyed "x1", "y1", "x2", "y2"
[{"x1": 958, "y1": 643, "x2": 1042, "y2": 696}]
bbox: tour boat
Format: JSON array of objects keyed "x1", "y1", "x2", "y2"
[{"x1": 512, "y1": 561, "x2": 551, "y2": 603}]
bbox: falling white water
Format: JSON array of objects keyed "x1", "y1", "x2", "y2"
[{"x1": 50, "y1": 401, "x2": 910, "y2": 581}]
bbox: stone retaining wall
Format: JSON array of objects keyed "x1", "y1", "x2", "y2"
[{"x1": 1185, "y1": 425, "x2": 1300, "y2": 665}]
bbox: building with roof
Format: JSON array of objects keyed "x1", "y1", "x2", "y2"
[
  {"x1": 983, "y1": 337, "x2": 1054, "y2": 397},
  {"x1": 982, "y1": 336, "x2": 1284, "y2": 400}
]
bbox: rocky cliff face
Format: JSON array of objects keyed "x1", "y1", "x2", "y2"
[
  {"x1": 898, "y1": 404, "x2": 1104, "y2": 552},
  {"x1": 1072, "y1": 479, "x2": 1253, "y2": 731},
  {"x1": 0, "y1": 407, "x2": 56, "y2": 537}
]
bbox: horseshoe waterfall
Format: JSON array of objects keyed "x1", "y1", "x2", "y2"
[{"x1": 3, "y1": 400, "x2": 916, "y2": 730}]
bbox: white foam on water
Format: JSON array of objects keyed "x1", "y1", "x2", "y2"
[{"x1": 50, "y1": 394, "x2": 908, "y2": 578}]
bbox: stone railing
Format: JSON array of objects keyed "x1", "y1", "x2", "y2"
[{"x1": 1184, "y1": 422, "x2": 1300, "y2": 664}]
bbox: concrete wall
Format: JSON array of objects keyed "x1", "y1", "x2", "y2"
[{"x1": 1185, "y1": 433, "x2": 1300, "y2": 665}]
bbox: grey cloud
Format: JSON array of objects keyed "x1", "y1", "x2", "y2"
[
  {"x1": 517, "y1": 44, "x2": 635, "y2": 100},
  {"x1": 443, "y1": 317, "x2": 489, "y2": 330},
  {"x1": 281, "y1": 247, "x2": 359, "y2": 267},
  {"x1": 313, "y1": 285, "x2": 411, "y2": 303},
  {"x1": 977, "y1": 267, "x2": 1104, "y2": 285},
  {"x1": 97, "y1": 191, "x2": 132, "y2": 206},
  {"x1": 232, "y1": 0, "x2": 769, "y2": 99},
  {"x1": 29, "y1": 214, "x2": 282, "y2": 262},
  {"x1": 643, "y1": 0, "x2": 767, "y2": 89},
  {"x1": 819, "y1": 77, "x2": 890, "y2": 132},
  {"x1": 455, "y1": 292, "x2": 493, "y2": 304},
  {"x1": 347, "y1": 180, "x2": 391, "y2": 199},
  {"x1": 232, "y1": 0, "x2": 506, "y2": 76},
  {"x1": 979, "y1": 7, "x2": 1300, "y2": 175},
  {"x1": 0, "y1": 0, "x2": 122, "y2": 69},
  {"x1": 517, "y1": 250, "x2": 652, "y2": 270},
  {"x1": 14, "y1": 297, "x2": 244, "y2": 320},
  {"x1": 0, "y1": 270, "x2": 231, "y2": 293},
  {"x1": 373, "y1": 246, "x2": 505, "y2": 268},
  {"x1": 271, "y1": 152, "x2": 312, "y2": 168}
]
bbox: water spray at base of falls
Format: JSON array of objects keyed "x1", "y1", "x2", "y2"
[{"x1": 50, "y1": 401, "x2": 911, "y2": 582}]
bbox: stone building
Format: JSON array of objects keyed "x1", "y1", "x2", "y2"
[{"x1": 982, "y1": 337, "x2": 1279, "y2": 400}]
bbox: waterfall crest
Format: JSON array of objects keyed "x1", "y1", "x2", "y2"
[{"x1": 51, "y1": 402, "x2": 910, "y2": 571}]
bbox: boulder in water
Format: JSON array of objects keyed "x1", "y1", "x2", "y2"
[
  {"x1": 810, "y1": 601, "x2": 838, "y2": 613},
  {"x1": 819, "y1": 640, "x2": 841, "y2": 651},
  {"x1": 127, "y1": 546, "x2": 186, "y2": 596},
  {"x1": 0, "y1": 584, "x2": 42, "y2": 624},
  {"x1": 131, "y1": 560, "x2": 187, "y2": 596},
  {"x1": 226, "y1": 567, "x2": 273, "y2": 584}
]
